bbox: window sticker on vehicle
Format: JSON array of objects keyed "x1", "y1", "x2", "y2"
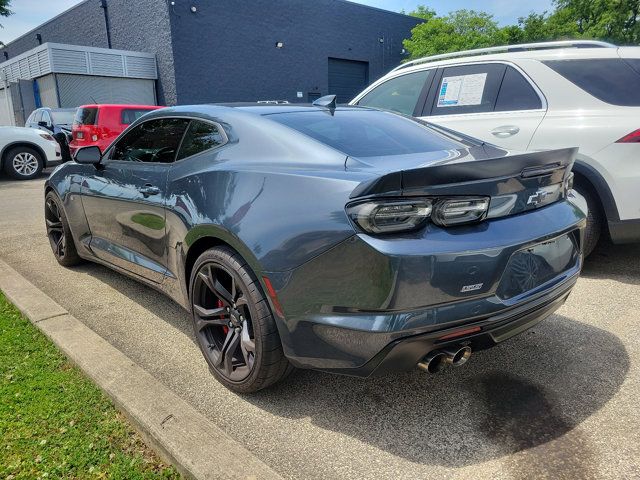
[{"x1": 437, "y1": 73, "x2": 487, "y2": 107}]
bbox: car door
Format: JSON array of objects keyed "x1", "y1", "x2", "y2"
[
  {"x1": 419, "y1": 63, "x2": 546, "y2": 151},
  {"x1": 354, "y1": 68, "x2": 435, "y2": 117},
  {"x1": 80, "y1": 117, "x2": 190, "y2": 283}
]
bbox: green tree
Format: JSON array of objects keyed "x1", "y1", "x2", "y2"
[
  {"x1": 404, "y1": 9, "x2": 507, "y2": 59},
  {"x1": 0, "y1": 0, "x2": 12, "y2": 46}
]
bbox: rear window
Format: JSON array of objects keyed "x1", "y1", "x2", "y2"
[
  {"x1": 121, "y1": 108, "x2": 155, "y2": 125},
  {"x1": 543, "y1": 59, "x2": 640, "y2": 106},
  {"x1": 74, "y1": 107, "x2": 98, "y2": 126},
  {"x1": 267, "y1": 109, "x2": 462, "y2": 157},
  {"x1": 50, "y1": 109, "x2": 76, "y2": 125}
]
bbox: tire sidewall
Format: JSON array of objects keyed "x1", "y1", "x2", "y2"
[
  {"x1": 188, "y1": 248, "x2": 270, "y2": 391},
  {"x1": 45, "y1": 191, "x2": 81, "y2": 267},
  {"x1": 4, "y1": 146, "x2": 44, "y2": 180}
]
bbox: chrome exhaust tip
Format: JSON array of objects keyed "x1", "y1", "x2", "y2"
[
  {"x1": 417, "y1": 351, "x2": 447, "y2": 374},
  {"x1": 443, "y1": 346, "x2": 472, "y2": 367}
]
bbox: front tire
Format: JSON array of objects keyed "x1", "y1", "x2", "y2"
[
  {"x1": 45, "y1": 191, "x2": 83, "y2": 267},
  {"x1": 189, "y1": 247, "x2": 292, "y2": 393},
  {"x1": 3, "y1": 146, "x2": 43, "y2": 180}
]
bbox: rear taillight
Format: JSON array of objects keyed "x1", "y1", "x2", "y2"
[
  {"x1": 432, "y1": 198, "x2": 490, "y2": 227},
  {"x1": 616, "y1": 129, "x2": 640, "y2": 143},
  {"x1": 346, "y1": 196, "x2": 490, "y2": 234}
]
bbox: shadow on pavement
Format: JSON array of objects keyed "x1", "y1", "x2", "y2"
[{"x1": 246, "y1": 315, "x2": 627, "y2": 470}]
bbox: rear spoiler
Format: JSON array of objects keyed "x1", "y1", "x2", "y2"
[{"x1": 350, "y1": 147, "x2": 577, "y2": 199}]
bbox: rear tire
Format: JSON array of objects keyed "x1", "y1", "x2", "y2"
[
  {"x1": 3, "y1": 146, "x2": 43, "y2": 180},
  {"x1": 574, "y1": 184, "x2": 602, "y2": 257},
  {"x1": 45, "y1": 191, "x2": 83, "y2": 267},
  {"x1": 189, "y1": 246, "x2": 293, "y2": 393}
]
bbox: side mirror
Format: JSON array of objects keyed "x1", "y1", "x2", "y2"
[
  {"x1": 74, "y1": 146, "x2": 102, "y2": 165},
  {"x1": 38, "y1": 121, "x2": 52, "y2": 130}
]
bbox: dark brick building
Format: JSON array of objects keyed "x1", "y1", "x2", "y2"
[{"x1": 0, "y1": 0, "x2": 420, "y2": 106}]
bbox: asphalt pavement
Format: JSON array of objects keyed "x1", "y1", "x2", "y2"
[{"x1": 1, "y1": 171, "x2": 639, "y2": 479}]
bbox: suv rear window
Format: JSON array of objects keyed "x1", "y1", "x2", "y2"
[
  {"x1": 544, "y1": 59, "x2": 640, "y2": 106},
  {"x1": 267, "y1": 109, "x2": 462, "y2": 157},
  {"x1": 74, "y1": 107, "x2": 98, "y2": 126},
  {"x1": 121, "y1": 109, "x2": 154, "y2": 125}
]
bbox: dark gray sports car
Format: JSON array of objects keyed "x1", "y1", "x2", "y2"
[{"x1": 45, "y1": 100, "x2": 586, "y2": 392}]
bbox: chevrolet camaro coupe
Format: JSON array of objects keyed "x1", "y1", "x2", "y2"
[{"x1": 44, "y1": 99, "x2": 586, "y2": 392}]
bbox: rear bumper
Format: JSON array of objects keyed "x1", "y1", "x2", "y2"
[
  {"x1": 267, "y1": 200, "x2": 586, "y2": 373},
  {"x1": 321, "y1": 274, "x2": 575, "y2": 377}
]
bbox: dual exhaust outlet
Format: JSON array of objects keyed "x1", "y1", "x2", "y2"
[{"x1": 417, "y1": 346, "x2": 472, "y2": 374}]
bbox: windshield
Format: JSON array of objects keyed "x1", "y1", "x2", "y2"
[
  {"x1": 266, "y1": 108, "x2": 463, "y2": 157},
  {"x1": 50, "y1": 109, "x2": 76, "y2": 125}
]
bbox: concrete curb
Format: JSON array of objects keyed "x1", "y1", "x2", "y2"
[{"x1": 0, "y1": 259, "x2": 283, "y2": 480}]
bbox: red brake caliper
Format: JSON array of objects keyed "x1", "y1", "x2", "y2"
[{"x1": 218, "y1": 299, "x2": 229, "y2": 335}]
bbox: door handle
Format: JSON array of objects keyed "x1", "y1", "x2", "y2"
[
  {"x1": 139, "y1": 184, "x2": 160, "y2": 197},
  {"x1": 491, "y1": 125, "x2": 520, "y2": 138}
]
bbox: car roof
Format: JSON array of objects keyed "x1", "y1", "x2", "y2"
[
  {"x1": 389, "y1": 45, "x2": 640, "y2": 77},
  {"x1": 225, "y1": 104, "x2": 367, "y2": 115}
]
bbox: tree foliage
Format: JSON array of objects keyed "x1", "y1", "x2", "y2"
[{"x1": 403, "y1": 0, "x2": 640, "y2": 59}]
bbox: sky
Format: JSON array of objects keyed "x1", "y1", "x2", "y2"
[{"x1": 0, "y1": 0, "x2": 556, "y2": 45}]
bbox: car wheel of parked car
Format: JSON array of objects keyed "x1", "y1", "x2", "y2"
[
  {"x1": 189, "y1": 247, "x2": 293, "y2": 393},
  {"x1": 574, "y1": 185, "x2": 602, "y2": 257},
  {"x1": 45, "y1": 191, "x2": 83, "y2": 267},
  {"x1": 3, "y1": 146, "x2": 43, "y2": 180}
]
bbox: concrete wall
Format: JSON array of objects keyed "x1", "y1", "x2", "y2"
[
  {"x1": 0, "y1": 0, "x2": 177, "y2": 105},
  {"x1": 168, "y1": 0, "x2": 420, "y2": 104}
]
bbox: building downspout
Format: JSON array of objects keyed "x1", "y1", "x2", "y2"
[{"x1": 99, "y1": 0, "x2": 112, "y2": 49}]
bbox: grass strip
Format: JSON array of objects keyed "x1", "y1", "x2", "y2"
[{"x1": 0, "y1": 292, "x2": 180, "y2": 479}]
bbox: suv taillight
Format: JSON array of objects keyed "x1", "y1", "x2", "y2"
[{"x1": 616, "y1": 129, "x2": 640, "y2": 143}]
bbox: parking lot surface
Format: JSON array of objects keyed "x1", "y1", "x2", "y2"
[{"x1": 1, "y1": 173, "x2": 639, "y2": 480}]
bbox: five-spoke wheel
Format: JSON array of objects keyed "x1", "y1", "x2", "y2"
[{"x1": 190, "y1": 247, "x2": 292, "y2": 392}]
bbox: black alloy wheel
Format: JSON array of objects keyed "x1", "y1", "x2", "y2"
[
  {"x1": 190, "y1": 247, "x2": 292, "y2": 393},
  {"x1": 44, "y1": 191, "x2": 82, "y2": 267},
  {"x1": 193, "y1": 262, "x2": 256, "y2": 381}
]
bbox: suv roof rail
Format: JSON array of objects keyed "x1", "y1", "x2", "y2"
[{"x1": 392, "y1": 40, "x2": 617, "y2": 73}]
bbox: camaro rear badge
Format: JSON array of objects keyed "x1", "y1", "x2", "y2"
[{"x1": 461, "y1": 283, "x2": 484, "y2": 293}]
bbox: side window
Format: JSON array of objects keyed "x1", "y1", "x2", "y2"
[
  {"x1": 543, "y1": 59, "x2": 640, "y2": 106},
  {"x1": 121, "y1": 108, "x2": 154, "y2": 125},
  {"x1": 429, "y1": 63, "x2": 506, "y2": 116},
  {"x1": 177, "y1": 120, "x2": 226, "y2": 160},
  {"x1": 111, "y1": 118, "x2": 189, "y2": 164},
  {"x1": 33, "y1": 110, "x2": 43, "y2": 124},
  {"x1": 357, "y1": 70, "x2": 432, "y2": 116},
  {"x1": 41, "y1": 111, "x2": 52, "y2": 125},
  {"x1": 495, "y1": 66, "x2": 542, "y2": 111}
]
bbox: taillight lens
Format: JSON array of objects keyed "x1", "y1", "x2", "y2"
[
  {"x1": 347, "y1": 199, "x2": 432, "y2": 234},
  {"x1": 432, "y1": 197, "x2": 490, "y2": 226},
  {"x1": 616, "y1": 129, "x2": 640, "y2": 143},
  {"x1": 346, "y1": 196, "x2": 490, "y2": 234},
  {"x1": 37, "y1": 132, "x2": 56, "y2": 142}
]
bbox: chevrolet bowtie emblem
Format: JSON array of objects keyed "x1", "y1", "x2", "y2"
[{"x1": 527, "y1": 189, "x2": 550, "y2": 206}]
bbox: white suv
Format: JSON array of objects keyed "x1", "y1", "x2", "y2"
[
  {"x1": 0, "y1": 126, "x2": 62, "y2": 180},
  {"x1": 351, "y1": 40, "x2": 640, "y2": 255}
]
